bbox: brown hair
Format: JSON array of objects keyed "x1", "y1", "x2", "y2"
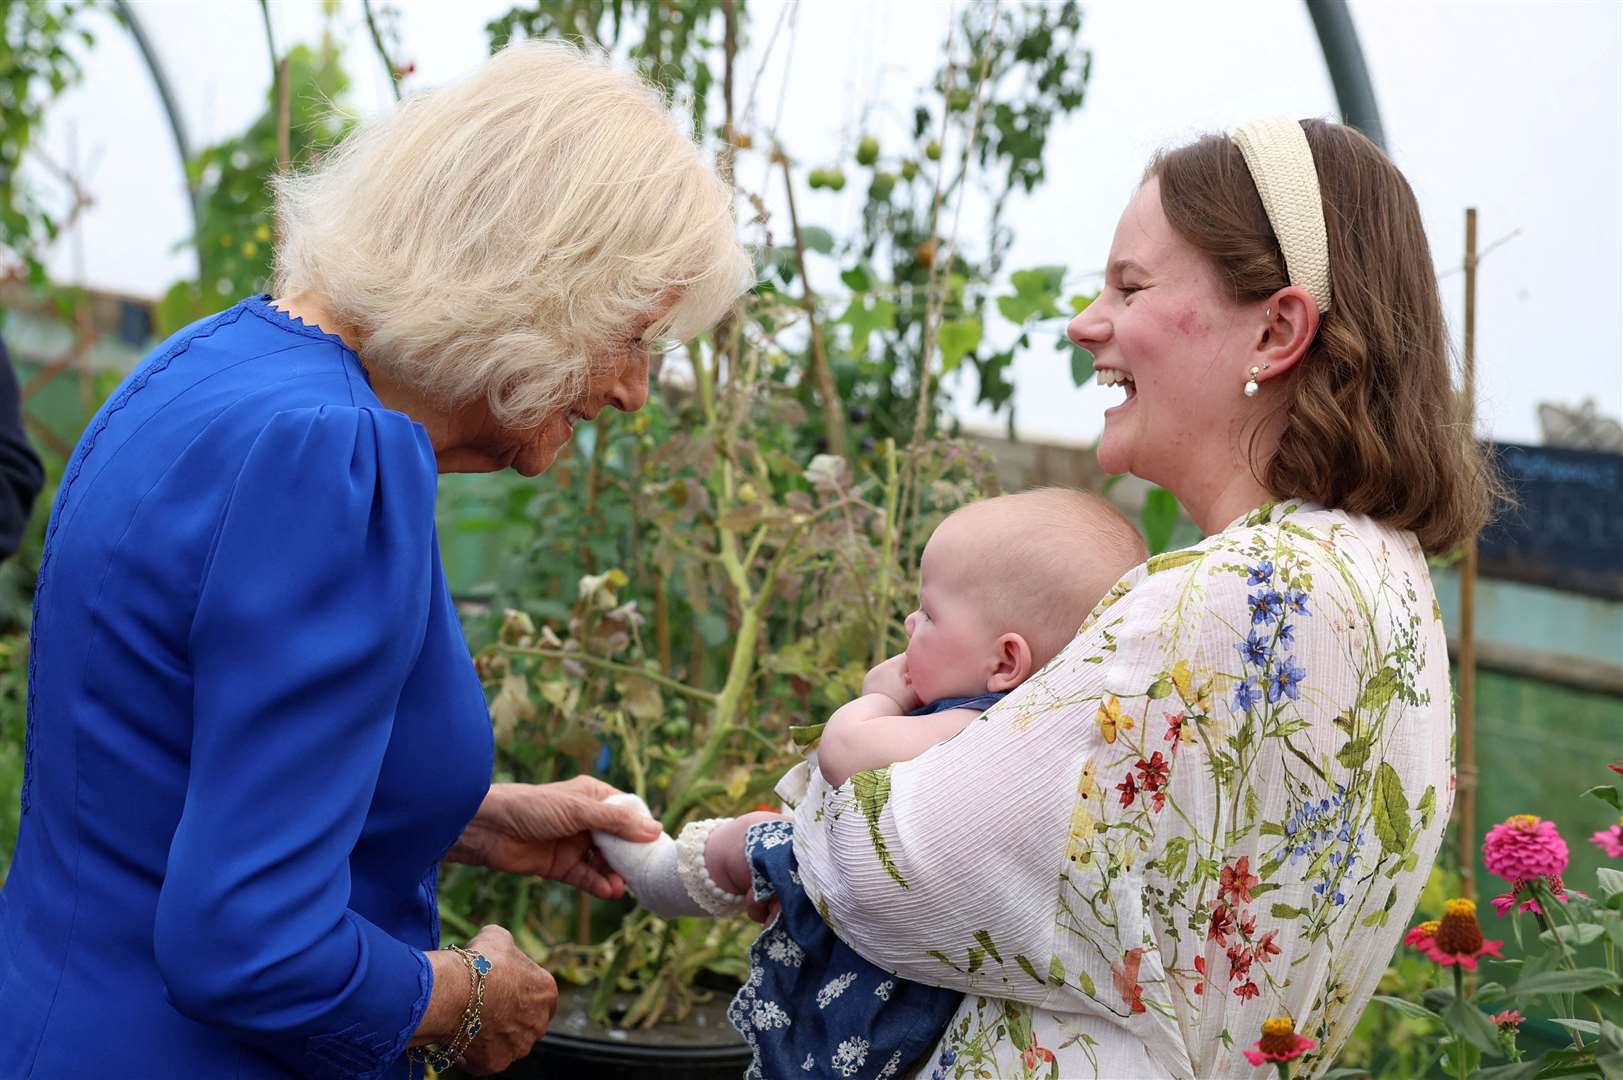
[{"x1": 1148, "y1": 120, "x2": 1501, "y2": 554}]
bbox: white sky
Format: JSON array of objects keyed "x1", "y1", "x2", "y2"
[{"x1": 24, "y1": 0, "x2": 1623, "y2": 447}]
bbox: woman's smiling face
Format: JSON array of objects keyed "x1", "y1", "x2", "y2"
[{"x1": 1065, "y1": 177, "x2": 1256, "y2": 487}]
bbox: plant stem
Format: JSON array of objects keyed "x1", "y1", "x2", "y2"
[
  {"x1": 502, "y1": 646, "x2": 717, "y2": 703},
  {"x1": 361, "y1": 0, "x2": 403, "y2": 101},
  {"x1": 778, "y1": 149, "x2": 847, "y2": 456},
  {"x1": 871, "y1": 438, "x2": 899, "y2": 665},
  {"x1": 1453, "y1": 965, "x2": 1471, "y2": 1080}
]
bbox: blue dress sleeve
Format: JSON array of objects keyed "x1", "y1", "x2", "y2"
[{"x1": 153, "y1": 406, "x2": 439, "y2": 1078}]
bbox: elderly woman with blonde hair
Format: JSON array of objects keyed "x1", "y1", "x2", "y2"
[{"x1": 0, "y1": 42, "x2": 748, "y2": 1078}]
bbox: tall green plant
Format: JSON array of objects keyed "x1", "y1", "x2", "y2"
[
  {"x1": 0, "y1": 0, "x2": 99, "y2": 287},
  {"x1": 153, "y1": 35, "x2": 355, "y2": 337}
]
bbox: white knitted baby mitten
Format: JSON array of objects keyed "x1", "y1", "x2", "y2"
[{"x1": 592, "y1": 793, "x2": 746, "y2": 918}]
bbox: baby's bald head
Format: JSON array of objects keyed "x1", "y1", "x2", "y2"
[{"x1": 928, "y1": 488, "x2": 1148, "y2": 672}]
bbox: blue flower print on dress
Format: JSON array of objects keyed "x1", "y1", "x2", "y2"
[
  {"x1": 1248, "y1": 589, "x2": 1285, "y2": 625},
  {"x1": 1267, "y1": 656, "x2": 1307, "y2": 703},
  {"x1": 1236, "y1": 630, "x2": 1272, "y2": 668},
  {"x1": 1234, "y1": 678, "x2": 1262, "y2": 713},
  {"x1": 1286, "y1": 588, "x2": 1311, "y2": 616}
]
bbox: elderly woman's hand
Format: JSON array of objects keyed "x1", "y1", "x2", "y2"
[
  {"x1": 420, "y1": 924, "x2": 557, "y2": 1076},
  {"x1": 446, "y1": 776, "x2": 662, "y2": 898}
]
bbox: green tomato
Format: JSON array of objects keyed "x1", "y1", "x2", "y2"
[
  {"x1": 807, "y1": 168, "x2": 828, "y2": 189},
  {"x1": 855, "y1": 135, "x2": 880, "y2": 166},
  {"x1": 900, "y1": 159, "x2": 918, "y2": 181},
  {"x1": 869, "y1": 172, "x2": 896, "y2": 199},
  {"x1": 826, "y1": 169, "x2": 847, "y2": 192},
  {"x1": 948, "y1": 88, "x2": 972, "y2": 112},
  {"x1": 925, "y1": 140, "x2": 942, "y2": 162}
]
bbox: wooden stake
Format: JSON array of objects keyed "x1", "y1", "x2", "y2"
[{"x1": 1457, "y1": 207, "x2": 1479, "y2": 901}]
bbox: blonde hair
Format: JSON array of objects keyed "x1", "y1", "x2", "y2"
[
  {"x1": 273, "y1": 40, "x2": 752, "y2": 428},
  {"x1": 944, "y1": 488, "x2": 1147, "y2": 669}
]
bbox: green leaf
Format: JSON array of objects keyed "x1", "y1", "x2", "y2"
[
  {"x1": 1472, "y1": 1063, "x2": 1541, "y2": 1080},
  {"x1": 1355, "y1": 667, "x2": 1402, "y2": 714},
  {"x1": 1047, "y1": 954, "x2": 1066, "y2": 986},
  {"x1": 1077, "y1": 967, "x2": 1096, "y2": 996},
  {"x1": 840, "y1": 296, "x2": 898, "y2": 354},
  {"x1": 1271, "y1": 902, "x2": 1307, "y2": 920},
  {"x1": 1146, "y1": 678, "x2": 1173, "y2": 700},
  {"x1": 1512, "y1": 967, "x2": 1623, "y2": 997},
  {"x1": 839, "y1": 265, "x2": 871, "y2": 291},
  {"x1": 851, "y1": 769, "x2": 907, "y2": 888},
  {"x1": 1552, "y1": 1019, "x2": 1603, "y2": 1037},
  {"x1": 1320, "y1": 1070, "x2": 1373, "y2": 1080},
  {"x1": 927, "y1": 949, "x2": 959, "y2": 971},
  {"x1": 1068, "y1": 292, "x2": 1097, "y2": 314},
  {"x1": 1587, "y1": 785, "x2": 1623, "y2": 812},
  {"x1": 1014, "y1": 953, "x2": 1045, "y2": 986},
  {"x1": 1336, "y1": 737, "x2": 1372, "y2": 770},
  {"x1": 1444, "y1": 998, "x2": 1505, "y2": 1056},
  {"x1": 1371, "y1": 994, "x2": 1441, "y2": 1022},
  {"x1": 1599, "y1": 867, "x2": 1623, "y2": 901},
  {"x1": 1145, "y1": 548, "x2": 1201, "y2": 575},
  {"x1": 1371, "y1": 761, "x2": 1411, "y2": 856},
  {"x1": 967, "y1": 945, "x2": 986, "y2": 974},
  {"x1": 938, "y1": 317, "x2": 983, "y2": 374},
  {"x1": 694, "y1": 611, "x2": 730, "y2": 646},
  {"x1": 1069, "y1": 346, "x2": 1095, "y2": 386},
  {"x1": 972, "y1": 929, "x2": 1002, "y2": 964},
  {"x1": 1539, "y1": 923, "x2": 1605, "y2": 947},
  {"x1": 801, "y1": 225, "x2": 835, "y2": 254},
  {"x1": 1140, "y1": 488, "x2": 1181, "y2": 555},
  {"x1": 1418, "y1": 784, "x2": 1438, "y2": 828}
]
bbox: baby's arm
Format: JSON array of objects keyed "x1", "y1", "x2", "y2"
[{"x1": 818, "y1": 700, "x2": 979, "y2": 787}]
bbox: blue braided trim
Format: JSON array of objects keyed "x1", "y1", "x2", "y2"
[{"x1": 19, "y1": 303, "x2": 249, "y2": 814}]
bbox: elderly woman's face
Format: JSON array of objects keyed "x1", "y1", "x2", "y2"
[
  {"x1": 452, "y1": 333, "x2": 651, "y2": 477},
  {"x1": 518, "y1": 339, "x2": 651, "y2": 477},
  {"x1": 1065, "y1": 178, "x2": 1255, "y2": 486}
]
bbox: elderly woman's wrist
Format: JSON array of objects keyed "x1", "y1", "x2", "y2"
[{"x1": 410, "y1": 949, "x2": 472, "y2": 1046}]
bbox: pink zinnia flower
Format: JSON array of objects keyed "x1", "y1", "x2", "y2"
[
  {"x1": 1491, "y1": 1009, "x2": 1524, "y2": 1032},
  {"x1": 1422, "y1": 899, "x2": 1505, "y2": 970},
  {"x1": 1404, "y1": 919, "x2": 1439, "y2": 951},
  {"x1": 1483, "y1": 814, "x2": 1568, "y2": 883},
  {"x1": 1490, "y1": 875, "x2": 1576, "y2": 917},
  {"x1": 1592, "y1": 819, "x2": 1623, "y2": 859},
  {"x1": 1243, "y1": 1017, "x2": 1317, "y2": 1066}
]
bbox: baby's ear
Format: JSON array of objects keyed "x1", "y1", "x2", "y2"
[{"x1": 987, "y1": 633, "x2": 1034, "y2": 693}]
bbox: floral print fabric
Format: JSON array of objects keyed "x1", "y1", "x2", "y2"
[
  {"x1": 728, "y1": 820, "x2": 960, "y2": 1079},
  {"x1": 786, "y1": 502, "x2": 1454, "y2": 1078}
]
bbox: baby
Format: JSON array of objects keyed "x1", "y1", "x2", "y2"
[{"x1": 595, "y1": 488, "x2": 1147, "y2": 1078}]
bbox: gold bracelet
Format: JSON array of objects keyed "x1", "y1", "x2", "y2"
[{"x1": 410, "y1": 945, "x2": 491, "y2": 1071}]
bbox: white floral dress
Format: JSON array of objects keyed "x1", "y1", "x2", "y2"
[{"x1": 786, "y1": 501, "x2": 1454, "y2": 1079}]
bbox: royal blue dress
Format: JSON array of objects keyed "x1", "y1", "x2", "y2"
[{"x1": 0, "y1": 296, "x2": 495, "y2": 1078}]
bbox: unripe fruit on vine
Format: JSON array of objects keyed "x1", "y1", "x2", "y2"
[
  {"x1": 826, "y1": 169, "x2": 847, "y2": 191},
  {"x1": 808, "y1": 168, "x2": 829, "y2": 189},
  {"x1": 916, "y1": 239, "x2": 937, "y2": 268},
  {"x1": 855, "y1": 135, "x2": 880, "y2": 166},
  {"x1": 900, "y1": 159, "x2": 918, "y2": 181},
  {"x1": 948, "y1": 88, "x2": 972, "y2": 112},
  {"x1": 869, "y1": 172, "x2": 896, "y2": 199},
  {"x1": 925, "y1": 140, "x2": 942, "y2": 161}
]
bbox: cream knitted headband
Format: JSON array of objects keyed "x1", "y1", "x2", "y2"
[{"x1": 1231, "y1": 117, "x2": 1332, "y2": 313}]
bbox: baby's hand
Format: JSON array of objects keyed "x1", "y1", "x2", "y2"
[{"x1": 861, "y1": 653, "x2": 920, "y2": 712}]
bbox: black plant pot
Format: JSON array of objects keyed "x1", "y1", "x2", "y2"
[{"x1": 452, "y1": 984, "x2": 752, "y2": 1080}]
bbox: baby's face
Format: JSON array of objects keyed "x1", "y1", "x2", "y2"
[{"x1": 901, "y1": 521, "x2": 1001, "y2": 704}]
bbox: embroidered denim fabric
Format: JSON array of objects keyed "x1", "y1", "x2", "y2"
[{"x1": 728, "y1": 819, "x2": 959, "y2": 1080}]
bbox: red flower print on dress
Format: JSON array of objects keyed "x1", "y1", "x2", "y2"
[
  {"x1": 1208, "y1": 903, "x2": 1236, "y2": 947},
  {"x1": 1115, "y1": 772, "x2": 1138, "y2": 809},
  {"x1": 1219, "y1": 856, "x2": 1259, "y2": 906},
  {"x1": 1253, "y1": 929, "x2": 1281, "y2": 963},
  {"x1": 1234, "y1": 979, "x2": 1260, "y2": 1002}
]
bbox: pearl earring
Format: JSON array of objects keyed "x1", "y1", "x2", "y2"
[{"x1": 1244, "y1": 364, "x2": 1271, "y2": 398}]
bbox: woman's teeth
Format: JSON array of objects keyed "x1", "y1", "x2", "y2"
[{"x1": 1096, "y1": 368, "x2": 1135, "y2": 389}]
